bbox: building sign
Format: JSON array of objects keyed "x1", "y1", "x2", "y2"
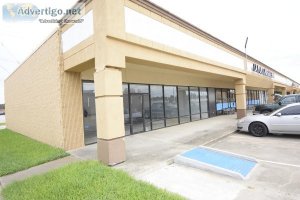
[{"x1": 252, "y1": 64, "x2": 273, "y2": 78}]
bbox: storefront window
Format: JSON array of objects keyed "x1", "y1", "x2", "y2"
[
  {"x1": 190, "y1": 87, "x2": 201, "y2": 121},
  {"x1": 178, "y1": 86, "x2": 190, "y2": 123},
  {"x1": 164, "y1": 86, "x2": 179, "y2": 126},
  {"x1": 200, "y1": 88, "x2": 209, "y2": 119},
  {"x1": 208, "y1": 88, "x2": 216, "y2": 117},
  {"x1": 222, "y1": 89, "x2": 229, "y2": 111},
  {"x1": 246, "y1": 89, "x2": 267, "y2": 109},
  {"x1": 216, "y1": 89, "x2": 222, "y2": 115},
  {"x1": 123, "y1": 84, "x2": 130, "y2": 135},
  {"x1": 82, "y1": 81, "x2": 97, "y2": 144},
  {"x1": 150, "y1": 85, "x2": 165, "y2": 129}
]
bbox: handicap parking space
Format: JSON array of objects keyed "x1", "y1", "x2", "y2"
[
  {"x1": 205, "y1": 132, "x2": 300, "y2": 200},
  {"x1": 208, "y1": 132, "x2": 300, "y2": 166},
  {"x1": 130, "y1": 132, "x2": 300, "y2": 200}
]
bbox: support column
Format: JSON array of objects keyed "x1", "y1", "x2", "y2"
[
  {"x1": 267, "y1": 87, "x2": 275, "y2": 104},
  {"x1": 94, "y1": 68, "x2": 125, "y2": 165},
  {"x1": 235, "y1": 78, "x2": 247, "y2": 119},
  {"x1": 282, "y1": 88, "x2": 287, "y2": 96},
  {"x1": 93, "y1": 0, "x2": 126, "y2": 165}
]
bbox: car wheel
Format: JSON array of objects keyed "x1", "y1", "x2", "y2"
[{"x1": 249, "y1": 122, "x2": 268, "y2": 137}]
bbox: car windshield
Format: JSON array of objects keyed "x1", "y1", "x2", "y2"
[{"x1": 275, "y1": 96, "x2": 284, "y2": 104}]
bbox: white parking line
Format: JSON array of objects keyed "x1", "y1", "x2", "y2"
[
  {"x1": 206, "y1": 146, "x2": 300, "y2": 168},
  {"x1": 257, "y1": 159, "x2": 300, "y2": 168}
]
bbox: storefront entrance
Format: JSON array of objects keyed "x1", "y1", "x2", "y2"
[
  {"x1": 82, "y1": 81, "x2": 97, "y2": 145},
  {"x1": 82, "y1": 81, "x2": 235, "y2": 144},
  {"x1": 130, "y1": 93, "x2": 151, "y2": 134}
]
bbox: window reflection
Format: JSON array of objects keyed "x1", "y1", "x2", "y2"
[
  {"x1": 200, "y1": 88, "x2": 209, "y2": 118},
  {"x1": 164, "y1": 86, "x2": 179, "y2": 126},
  {"x1": 178, "y1": 86, "x2": 191, "y2": 123},
  {"x1": 150, "y1": 85, "x2": 165, "y2": 129},
  {"x1": 190, "y1": 87, "x2": 200, "y2": 121},
  {"x1": 82, "y1": 82, "x2": 97, "y2": 144}
]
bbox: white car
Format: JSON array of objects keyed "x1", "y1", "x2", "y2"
[{"x1": 237, "y1": 103, "x2": 300, "y2": 136}]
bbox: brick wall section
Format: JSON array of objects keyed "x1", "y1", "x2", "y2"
[
  {"x1": 4, "y1": 31, "x2": 85, "y2": 150},
  {"x1": 57, "y1": 29, "x2": 85, "y2": 150},
  {"x1": 60, "y1": 71, "x2": 84, "y2": 150},
  {"x1": 4, "y1": 31, "x2": 65, "y2": 148}
]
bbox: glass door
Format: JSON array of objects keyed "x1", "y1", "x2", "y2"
[
  {"x1": 82, "y1": 82, "x2": 97, "y2": 145},
  {"x1": 130, "y1": 94, "x2": 150, "y2": 134}
]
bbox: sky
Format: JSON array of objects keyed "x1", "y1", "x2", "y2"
[{"x1": 0, "y1": 0, "x2": 300, "y2": 104}]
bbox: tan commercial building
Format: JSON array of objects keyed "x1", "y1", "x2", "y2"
[{"x1": 5, "y1": 0, "x2": 300, "y2": 165}]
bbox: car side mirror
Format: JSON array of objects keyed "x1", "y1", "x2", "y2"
[
  {"x1": 275, "y1": 112, "x2": 282, "y2": 117},
  {"x1": 278, "y1": 102, "x2": 282, "y2": 106}
]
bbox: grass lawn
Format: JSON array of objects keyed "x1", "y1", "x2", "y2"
[
  {"x1": 2, "y1": 161, "x2": 184, "y2": 200},
  {"x1": 0, "y1": 129, "x2": 68, "y2": 176},
  {"x1": 0, "y1": 122, "x2": 5, "y2": 126}
]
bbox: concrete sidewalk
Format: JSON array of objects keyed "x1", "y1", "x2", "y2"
[
  {"x1": 0, "y1": 156, "x2": 80, "y2": 188},
  {"x1": 69, "y1": 114, "x2": 237, "y2": 177}
]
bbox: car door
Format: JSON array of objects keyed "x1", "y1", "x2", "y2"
[{"x1": 269, "y1": 105, "x2": 300, "y2": 134}]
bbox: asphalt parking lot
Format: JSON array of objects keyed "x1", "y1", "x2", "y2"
[
  {"x1": 208, "y1": 132, "x2": 300, "y2": 200},
  {"x1": 142, "y1": 132, "x2": 300, "y2": 200}
]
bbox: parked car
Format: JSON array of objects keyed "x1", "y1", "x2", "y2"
[
  {"x1": 0, "y1": 111, "x2": 4, "y2": 115},
  {"x1": 237, "y1": 103, "x2": 300, "y2": 136},
  {"x1": 253, "y1": 94, "x2": 300, "y2": 114}
]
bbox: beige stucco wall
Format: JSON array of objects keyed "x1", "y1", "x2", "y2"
[
  {"x1": 4, "y1": 31, "x2": 85, "y2": 150},
  {"x1": 60, "y1": 71, "x2": 84, "y2": 150},
  {"x1": 4, "y1": 32, "x2": 64, "y2": 148},
  {"x1": 122, "y1": 62, "x2": 235, "y2": 88}
]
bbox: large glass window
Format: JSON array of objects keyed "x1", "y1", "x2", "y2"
[
  {"x1": 83, "y1": 81, "x2": 240, "y2": 140},
  {"x1": 216, "y1": 89, "x2": 222, "y2": 115},
  {"x1": 82, "y1": 82, "x2": 97, "y2": 145},
  {"x1": 208, "y1": 88, "x2": 216, "y2": 117},
  {"x1": 246, "y1": 89, "x2": 267, "y2": 109},
  {"x1": 164, "y1": 86, "x2": 179, "y2": 126},
  {"x1": 150, "y1": 85, "x2": 165, "y2": 129},
  {"x1": 229, "y1": 89, "x2": 236, "y2": 109},
  {"x1": 122, "y1": 83, "x2": 239, "y2": 136},
  {"x1": 178, "y1": 86, "x2": 190, "y2": 123},
  {"x1": 222, "y1": 89, "x2": 229, "y2": 113},
  {"x1": 190, "y1": 87, "x2": 201, "y2": 121},
  {"x1": 123, "y1": 84, "x2": 130, "y2": 135},
  {"x1": 130, "y1": 84, "x2": 148, "y2": 93},
  {"x1": 200, "y1": 88, "x2": 209, "y2": 119},
  {"x1": 129, "y1": 84, "x2": 150, "y2": 134}
]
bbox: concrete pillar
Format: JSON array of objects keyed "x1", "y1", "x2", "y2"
[
  {"x1": 94, "y1": 68, "x2": 125, "y2": 165},
  {"x1": 267, "y1": 87, "x2": 275, "y2": 103},
  {"x1": 93, "y1": 0, "x2": 126, "y2": 165},
  {"x1": 235, "y1": 79, "x2": 247, "y2": 119},
  {"x1": 282, "y1": 88, "x2": 287, "y2": 96}
]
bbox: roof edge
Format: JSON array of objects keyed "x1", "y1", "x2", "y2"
[{"x1": 129, "y1": 0, "x2": 299, "y2": 85}]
